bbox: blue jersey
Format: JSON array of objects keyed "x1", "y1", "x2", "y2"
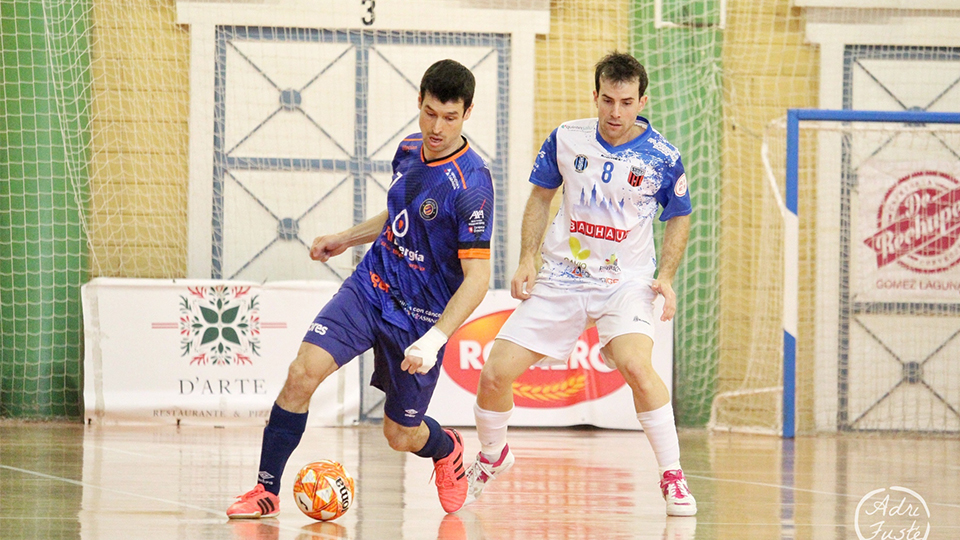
[
  {"x1": 354, "y1": 134, "x2": 495, "y2": 331},
  {"x1": 530, "y1": 116, "x2": 692, "y2": 287}
]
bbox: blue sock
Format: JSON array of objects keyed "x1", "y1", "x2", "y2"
[
  {"x1": 414, "y1": 416, "x2": 454, "y2": 462},
  {"x1": 257, "y1": 403, "x2": 308, "y2": 495}
]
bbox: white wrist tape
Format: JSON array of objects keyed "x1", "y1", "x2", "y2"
[{"x1": 404, "y1": 326, "x2": 448, "y2": 374}]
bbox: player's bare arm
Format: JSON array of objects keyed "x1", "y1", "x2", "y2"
[
  {"x1": 512, "y1": 185, "x2": 557, "y2": 300},
  {"x1": 650, "y1": 213, "x2": 691, "y2": 321},
  {"x1": 310, "y1": 210, "x2": 389, "y2": 262},
  {"x1": 401, "y1": 257, "x2": 491, "y2": 375}
]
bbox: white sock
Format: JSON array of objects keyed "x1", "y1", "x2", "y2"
[
  {"x1": 474, "y1": 402, "x2": 512, "y2": 459},
  {"x1": 636, "y1": 403, "x2": 681, "y2": 473}
]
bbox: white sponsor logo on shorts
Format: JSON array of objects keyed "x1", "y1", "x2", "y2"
[
  {"x1": 309, "y1": 323, "x2": 328, "y2": 335},
  {"x1": 404, "y1": 408, "x2": 419, "y2": 418}
]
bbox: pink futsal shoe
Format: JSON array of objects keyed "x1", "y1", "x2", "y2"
[
  {"x1": 464, "y1": 444, "x2": 515, "y2": 505},
  {"x1": 226, "y1": 484, "x2": 280, "y2": 519},
  {"x1": 433, "y1": 429, "x2": 468, "y2": 513},
  {"x1": 660, "y1": 469, "x2": 697, "y2": 516}
]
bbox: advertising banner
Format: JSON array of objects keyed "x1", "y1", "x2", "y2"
[
  {"x1": 83, "y1": 280, "x2": 672, "y2": 429},
  {"x1": 82, "y1": 278, "x2": 360, "y2": 426},
  {"x1": 855, "y1": 162, "x2": 960, "y2": 302},
  {"x1": 428, "y1": 290, "x2": 673, "y2": 430}
]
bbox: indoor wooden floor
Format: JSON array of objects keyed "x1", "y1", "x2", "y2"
[{"x1": 1, "y1": 424, "x2": 958, "y2": 539}]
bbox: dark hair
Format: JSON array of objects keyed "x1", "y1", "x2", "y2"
[
  {"x1": 595, "y1": 52, "x2": 648, "y2": 98},
  {"x1": 420, "y1": 59, "x2": 476, "y2": 111}
]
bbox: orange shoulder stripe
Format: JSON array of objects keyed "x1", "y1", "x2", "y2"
[
  {"x1": 453, "y1": 160, "x2": 466, "y2": 189},
  {"x1": 458, "y1": 248, "x2": 490, "y2": 259}
]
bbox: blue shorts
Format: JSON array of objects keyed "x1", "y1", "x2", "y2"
[{"x1": 302, "y1": 276, "x2": 443, "y2": 427}]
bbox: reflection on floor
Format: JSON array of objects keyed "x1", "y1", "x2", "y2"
[{"x1": 1, "y1": 424, "x2": 958, "y2": 539}]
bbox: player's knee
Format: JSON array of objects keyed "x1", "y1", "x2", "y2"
[
  {"x1": 289, "y1": 346, "x2": 336, "y2": 387},
  {"x1": 618, "y1": 358, "x2": 658, "y2": 388},
  {"x1": 283, "y1": 360, "x2": 322, "y2": 399},
  {"x1": 285, "y1": 361, "x2": 312, "y2": 388},
  {"x1": 382, "y1": 422, "x2": 416, "y2": 452},
  {"x1": 477, "y1": 365, "x2": 511, "y2": 397}
]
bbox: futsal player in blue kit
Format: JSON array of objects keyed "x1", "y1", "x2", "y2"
[
  {"x1": 227, "y1": 59, "x2": 493, "y2": 518},
  {"x1": 465, "y1": 52, "x2": 698, "y2": 517}
]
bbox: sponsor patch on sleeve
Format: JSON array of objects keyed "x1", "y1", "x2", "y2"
[{"x1": 674, "y1": 173, "x2": 688, "y2": 197}]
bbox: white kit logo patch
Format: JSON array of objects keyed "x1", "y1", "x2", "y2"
[
  {"x1": 674, "y1": 173, "x2": 688, "y2": 197},
  {"x1": 445, "y1": 168, "x2": 459, "y2": 189},
  {"x1": 392, "y1": 209, "x2": 409, "y2": 238}
]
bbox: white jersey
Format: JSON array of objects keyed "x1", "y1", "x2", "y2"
[{"x1": 530, "y1": 116, "x2": 692, "y2": 288}]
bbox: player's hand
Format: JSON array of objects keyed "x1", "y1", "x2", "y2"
[
  {"x1": 310, "y1": 234, "x2": 348, "y2": 262},
  {"x1": 510, "y1": 258, "x2": 539, "y2": 300},
  {"x1": 401, "y1": 327, "x2": 448, "y2": 374},
  {"x1": 650, "y1": 279, "x2": 677, "y2": 322}
]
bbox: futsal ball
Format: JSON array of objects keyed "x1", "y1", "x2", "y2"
[{"x1": 292, "y1": 460, "x2": 355, "y2": 521}]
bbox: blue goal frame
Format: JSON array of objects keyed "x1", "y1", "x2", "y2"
[{"x1": 783, "y1": 108, "x2": 960, "y2": 438}]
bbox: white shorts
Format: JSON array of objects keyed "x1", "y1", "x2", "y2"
[{"x1": 496, "y1": 279, "x2": 656, "y2": 366}]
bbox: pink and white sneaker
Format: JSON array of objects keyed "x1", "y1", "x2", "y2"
[
  {"x1": 226, "y1": 484, "x2": 280, "y2": 519},
  {"x1": 660, "y1": 469, "x2": 697, "y2": 516},
  {"x1": 464, "y1": 444, "x2": 515, "y2": 505}
]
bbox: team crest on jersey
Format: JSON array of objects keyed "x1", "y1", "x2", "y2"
[
  {"x1": 674, "y1": 173, "x2": 688, "y2": 197},
  {"x1": 419, "y1": 199, "x2": 438, "y2": 220},
  {"x1": 574, "y1": 154, "x2": 589, "y2": 173},
  {"x1": 628, "y1": 166, "x2": 644, "y2": 187},
  {"x1": 392, "y1": 209, "x2": 409, "y2": 237}
]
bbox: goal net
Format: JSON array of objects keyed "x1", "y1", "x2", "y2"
[{"x1": 710, "y1": 112, "x2": 960, "y2": 435}]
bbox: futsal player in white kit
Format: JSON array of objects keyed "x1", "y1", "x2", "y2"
[{"x1": 465, "y1": 51, "x2": 697, "y2": 516}]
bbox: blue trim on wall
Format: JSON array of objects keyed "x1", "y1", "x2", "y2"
[
  {"x1": 492, "y1": 39, "x2": 510, "y2": 288},
  {"x1": 353, "y1": 39, "x2": 369, "y2": 266},
  {"x1": 211, "y1": 32, "x2": 228, "y2": 278}
]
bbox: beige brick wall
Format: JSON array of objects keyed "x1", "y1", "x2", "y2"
[
  {"x1": 721, "y1": 0, "x2": 818, "y2": 430},
  {"x1": 88, "y1": 0, "x2": 189, "y2": 278},
  {"x1": 533, "y1": 0, "x2": 631, "y2": 150}
]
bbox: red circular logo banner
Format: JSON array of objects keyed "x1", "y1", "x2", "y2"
[
  {"x1": 863, "y1": 170, "x2": 960, "y2": 274},
  {"x1": 441, "y1": 310, "x2": 627, "y2": 408}
]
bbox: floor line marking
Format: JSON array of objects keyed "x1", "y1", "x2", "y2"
[
  {"x1": 685, "y1": 473, "x2": 960, "y2": 510},
  {"x1": 0, "y1": 464, "x2": 344, "y2": 539}
]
